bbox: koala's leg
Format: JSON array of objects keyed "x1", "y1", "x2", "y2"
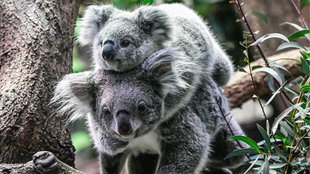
[
  {"x1": 207, "y1": 118, "x2": 246, "y2": 169},
  {"x1": 126, "y1": 153, "x2": 159, "y2": 174},
  {"x1": 99, "y1": 152, "x2": 127, "y2": 174}
]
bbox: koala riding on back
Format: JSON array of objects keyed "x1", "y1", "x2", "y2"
[{"x1": 78, "y1": 3, "x2": 234, "y2": 87}]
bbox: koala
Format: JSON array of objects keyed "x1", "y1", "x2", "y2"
[
  {"x1": 52, "y1": 49, "x2": 245, "y2": 174},
  {"x1": 77, "y1": 3, "x2": 234, "y2": 87}
]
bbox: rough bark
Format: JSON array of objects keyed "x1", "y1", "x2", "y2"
[
  {"x1": 224, "y1": 49, "x2": 303, "y2": 108},
  {"x1": 0, "y1": 0, "x2": 80, "y2": 166}
]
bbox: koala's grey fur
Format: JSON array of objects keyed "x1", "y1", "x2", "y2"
[
  {"x1": 78, "y1": 3, "x2": 234, "y2": 87},
  {"x1": 52, "y1": 49, "x2": 245, "y2": 174}
]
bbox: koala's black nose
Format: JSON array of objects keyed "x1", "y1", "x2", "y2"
[
  {"x1": 102, "y1": 41, "x2": 115, "y2": 60},
  {"x1": 115, "y1": 111, "x2": 133, "y2": 136}
]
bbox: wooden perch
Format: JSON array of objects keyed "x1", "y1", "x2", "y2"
[
  {"x1": 224, "y1": 49, "x2": 303, "y2": 108},
  {"x1": 0, "y1": 151, "x2": 85, "y2": 174}
]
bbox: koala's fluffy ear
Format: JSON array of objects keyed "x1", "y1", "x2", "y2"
[
  {"x1": 142, "y1": 49, "x2": 188, "y2": 96},
  {"x1": 78, "y1": 5, "x2": 118, "y2": 46},
  {"x1": 51, "y1": 71, "x2": 95, "y2": 123},
  {"x1": 135, "y1": 6, "x2": 171, "y2": 44}
]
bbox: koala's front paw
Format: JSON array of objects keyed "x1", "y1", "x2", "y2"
[
  {"x1": 150, "y1": 48, "x2": 177, "y2": 61},
  {"x1": 143, "y1": 48, "x2": 177, "y2": 74}
]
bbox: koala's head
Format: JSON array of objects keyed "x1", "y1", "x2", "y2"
[
  {"x1": 52, "y1": 49, "x2": 186, "y2": 142},
  {"x1": 78, "y1": 5, "x2": 171, "y2": 72}
]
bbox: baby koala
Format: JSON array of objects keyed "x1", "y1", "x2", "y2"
[
  {"x1": 78, "y1": 3, "x2": 234, "y2": 87},
  {"x1": 52, "y1": 49, "x2": 245, "y2": 174}
]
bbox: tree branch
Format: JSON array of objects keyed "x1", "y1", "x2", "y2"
[
  {"x1": 0, "y1": 151, "x2": 85, "y2": 174},
  {"x1": 224, "y1": 49, "x2": 303, "y2": 108}
]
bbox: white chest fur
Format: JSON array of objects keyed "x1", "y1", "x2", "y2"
[{"x1": 128, "y1": 130, "x2": 161, "y2": 156}]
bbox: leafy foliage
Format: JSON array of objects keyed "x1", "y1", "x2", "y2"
[{"x1": 229, "y1": 1, "x2": 310, "y2": 173}]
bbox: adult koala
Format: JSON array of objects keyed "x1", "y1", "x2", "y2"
[
  {"x1": 78, "y1": 3, "x2": 234, "y2": 87},
  {"x1": 52, "y1": 49, "x2": 245, "y2": 174}
]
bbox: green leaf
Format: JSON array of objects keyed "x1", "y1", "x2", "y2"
[
  {"x1": 288, "y1": 30, "x2": 310, "y2": 41},
  {"x1": 269, "y1": 163, "x2": 286, "y2": 169},
  {"x1": 225, "y1": 148, "x2": 258, "y2": 160},
  {"x1": 301, "y1": 0, "x2": 310, "y2": 9},
  {"x1": 271, "y1": 103, "x2": 302, "y2": 134},
  {"x1": 252, "y1": 65, "x2": 263, "y2": 71},
  {"x1": 265, "y1": 81, "x2": 285, "y2": 106},
  {"x1": 301, "y1": 50, "x2": 310, "y2": 59},
  {"x1": 230, "y1": 135, "x2": 261, "y2": 153},
  {"x1": 282, "y1": 22, "x2": 304, "y2": 31},
  {"x1": 257, "y1": 156, "x2": 269, "y2": 174},
  {"x1": 71, "y1": 131, "x2": 92, "y2": 151},
  {"x1": 279, "y1": 121, "x2": 295, "y2": 138},
  {"x1": 255, "y1": 67, "x2": 283, "y2": 85},
  {"x1": 277, "y1": 42, "x2": 307, "y2": 51},
  {"x1": 300, "y1": 85, "x2": 310, "y2": 93},
  {"x1": 141, "y1": 0, "x2": 154, "y2": 4},
  {"x1": 300, "y1": 56, "x2": 310, "y2": 75},
  {"x1": 257, "y1": 124, "x2": 271, "y2": 152},
  {"x1": 250, "y1": 33, "x2": 289, "y2": 46},
  {"x1": 244, "y1": 154, "x2": 262, "y2": 174},
  {"x1": 304, "y1": 119, "x2": 310, "y2": 126}
]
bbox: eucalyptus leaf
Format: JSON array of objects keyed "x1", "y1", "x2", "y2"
[
  {"x1": 277, "y1": 41, "x2": 307, "y2": 51},
  {"x1": 282, "y1": 22, "x2": 304, "y2": 31},
  {"x1": 250, "y1": 33, "x2": 289, "y2": 46},
  {"x1": 244, "y1": 154, "x2": 262, "y2": 174},
  {"x1": 269, "y1": 163, "x2": 286, "y2": 169},
  {"x1": 225, "y1": 148, "x2": 258, "y2": 160},
  {"x1": 288, "y1": 30, "x2": 310, "y2": 41},
  {"x1": 255, "y1": 67, "x2": 283, "y2": 85},
  {"x1": 271, "y1": 103, "x2": 302, "y2": 134},
  {"x1": 230, "y1": 135, "x2": 261, "y2": 153},
  {"x1": 265, "y1": 81, "x2": 285, "y2": 106},
  {"x1": 257, "y1": 124, "x2": 271, "y2": 152}
]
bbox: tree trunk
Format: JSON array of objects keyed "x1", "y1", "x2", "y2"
[{"x1": 0, "y1": 0, "x2": 80, "y2": 166}]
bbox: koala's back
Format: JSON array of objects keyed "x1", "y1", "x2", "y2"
[{"x1": 157, "y1": 4, "x2": 226, "y2": 72}]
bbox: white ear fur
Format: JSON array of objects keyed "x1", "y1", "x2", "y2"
[
  {"x1": 51, "y1": 71, "x2": 95, "y2": 123},
  {"x1": 135, "y1": 6, "x2": 171, "y2": 44},
  {"x1": 77, "y1": 5, "x2": 118, "y2": 46}
]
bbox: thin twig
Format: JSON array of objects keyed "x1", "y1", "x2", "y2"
[
  {"x1": 232, "y1": 0, "x2": 270, "y2": 67},
  {"x1": 289, "y1": 0, "x2": 309, "y2": 29},
  {"x1": 215, "y1": 97, "x2": 251, "y2": 161}
]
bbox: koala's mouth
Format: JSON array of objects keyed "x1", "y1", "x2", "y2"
[
  {"x1": 103, "y1": 59, "x2": 121, "y2": 70},
  {"x1": 104, "y1": 59, "x2": 119, "y2": 65},
  {"x1": 135, "y1": 126, "x2": 153, "y2": 138}
]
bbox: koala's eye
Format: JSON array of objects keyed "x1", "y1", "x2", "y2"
[
  {"x1": 120, "y1": 39, "x2": 131, "y2": 48},
  {"x1": 137, "y1": 101, "x2": 147, "y2": 114},
  {"x1": 99, "y1": 40, "x2": 103, "y2": 46},
  {"x1": 102, "y1": 107, "x2": 111, "y2": 117}
]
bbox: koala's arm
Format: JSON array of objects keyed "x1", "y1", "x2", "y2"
[
  {"x1": 208, "y1": 118, "x2": 246, "y2": 169},
  {"x1": 51, "y1": 71, "x2": 95, "y2": 122},
  {"x1": 211, "y1": 48, "x2": 234, "y2": 87},
  {"x1": 156, "y1": 111, "x2": 209, "y2": 174}
]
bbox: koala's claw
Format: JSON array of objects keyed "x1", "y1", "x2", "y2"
[{"x1": 33, "y1": 151, "x2": 56, "y2": 169}]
